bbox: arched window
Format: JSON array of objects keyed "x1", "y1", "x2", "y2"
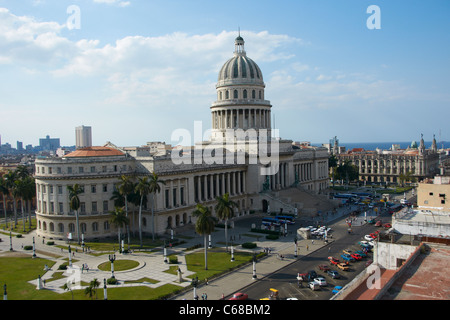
[
  {"x1": 234, "y1": 90, "x2": 238, "y2": 99},
  {"x1": 219, "y1": 91, "x2": 222, "y2": 100},
  {"x1": 58, "y1": 223, "x2": 64, "y2": 233},
  {"x1": 243, "y1": 89, "x2": 247, "y2": 99},
  {"x1": 225, "y1": 91, "x2": 229, "y2": 99},
  {"x1": 259, "y1": 91, "x2": 262, "y2": 99},
  {"x1": 252, "y1": 90, "x2": 256, "y2": 99},
  {"x1": 92, "y1": 222, "x2": 98, "y2": 232}
]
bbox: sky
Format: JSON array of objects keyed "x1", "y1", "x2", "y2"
[{"x1": 0, "y1": 0, "x2": 449, "y2": 148}]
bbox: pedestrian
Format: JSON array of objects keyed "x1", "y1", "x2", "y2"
[
  {"x1": 205, "y1": 278, "x2": 208, "y2": 285},
  {"x1": 311, "y1": 239, "x2": 314, "y2": 245},
  {"x1": 204, "y1": 293, "x2": 208, "y2": 300},
  {"x1": 306, "y1": 245, "x2": 309, "y2": 251}
]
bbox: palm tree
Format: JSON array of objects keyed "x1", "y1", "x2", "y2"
[
  {"x1": 110, "y1": 189, "x2": 125, "y2": 208},
  {"x1": 116, "y1": 175, "x2": 134, "y2": 249},
  {"x1": 148, "y1": 172, "x2": 165, "y2": 241},
  {"x1": 215, "y1": 193, "x2": 237, "y2": 252},
  {"x1": 62, "y1": 282, "x2": 74, "y2": 300},
  {"x1": 14, "y1": 178, "x2": 27, "y2": 232},
  {"x1": 135, "y1": 176, "x2": 151, "y2": 247},
  {"x1": 0, "y1": 176, "x2": 9, "y2": 229},
  {"x1": 84, "y1": 278, "x2": 100, "y2": 300},
  {"x1": 23, "y1": 176, "x2": 36, "y2": 230},
  {"x1": 110, "y1": 206, "x2": 129, "y2": 252},
  {"x1": 67, "y1": 184, "x2": 83, "y2": 244},
  {"x1": 192, "y1": 204, "x2": 215, "y2": 270},
  {"x1": 3, "y1": 170, "x2": 18, "y2": 228}
]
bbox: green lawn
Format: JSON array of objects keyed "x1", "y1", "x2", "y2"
[{"x1": 0, "y1": 248, "x2": 259, "y2": 300}]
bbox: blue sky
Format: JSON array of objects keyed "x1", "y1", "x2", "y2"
[{"x1": 0, "y1": 0, "x2": 449, "y2": 148}]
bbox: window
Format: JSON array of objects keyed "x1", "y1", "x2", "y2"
[
  {"x1": 48, "y1": 167, "x2": 52, "y2": 174},
  {"x1": 173, "y1": 188, "x2": 177, "y2": 207},
  {"x1": 92, "y1": 222, "x2": 98, "y2": 232},
  {"x1": 91, "y1": 202, "x2": 97, "y2": 213},
  {"x1": 102, "y1": 166, "x2": 107, "y2": 172},
  {"x1": 58, "y1": 186, "x2": 63, "y2": 194},
  {"x1": 252, "y1": 90, "x2": 256, "y2": 99},
  {"x1": 90, "y1": 166, "x2": 96, "y2": 173},
  {"x1": 104, "y1": 221, "x2": 110, "y2": 231},
  {"x1": 80, "y1": 202, "x2": 86, "y2": 214},
  {"x1": 59, "y1": 202, "x2": 64, "y2": 213},
  {"x1": 243, "y1": 89, "x2": 247, "y2": 99},
  {"x1": 68, "y1": 167, "x2": 72, "y2": 174},
  {"x1": 165, "y1": 189, "x2": 170, "y2": 208},
  {"x1": 49, "y1": 185, "x2": 53, "y2": 194},
  {"x1": 57, "y1": 167, "x2": 62, "y2": 174},
  {"x1": 91, "y1": 185, "x2": 97, "y2": 193},
  {"x1": 50, "y1": 202, "x2": 54, "y2": 213},
  {"x1": 429, "y1": 192, "x2": 434, "y2": 196},
  {"x1": 103, "y1": 184, "x2": 108, "y2": 192},
  {"x1": 103, "y1": 201, "x2": 109, "y2": 212},
  {"x1": 234, "y1": 90, "x2": 238, "y2": 99}
]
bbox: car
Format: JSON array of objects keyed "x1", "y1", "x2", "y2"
[
  {"x1": 318, "y1": 264, "x2": 330, "y2": 272},
  {"x1": 337, "y1": 263, "x2": 349, "y2": 271},
  {"x1": 327, "y1": 270, "x2": 341, "y2": 279},
  {"x1": 359, "y1": 241, "x2": 373, "y2": 249},
  {"x1": 383, "y1": 223, "x2": 392, "y2": 228},
  {"x1": 343, "y1": 249, "x2": 353, "y2": 255},
  {"x1": 368, "y1": 219, "x2": 376, "y2": 224},
  {"x1": 355, "y1": 250, "x2": 367, "y2": 258},
  {"x1": 375, "y1": 220, "x2": 382, "y2": 227},
  {"x1": 308, "y1": 270, "x2": 318, "y2": 281},
  {"x1": 229, "y1": 292, "x2": 248, "y2": 300},
  {"x1": 350, "y1": 253, "x2": 362, "y2": 260},
  {"x1": 309, "y1": 281, "x2": 320, "y2": 291},
  {"x1": 341, "y1": 254, "x2": 355, "y2": 262},
  {"x1": 313, "y1": 277, "x2": 327, "y2": 287},
  {"x1": 332, "y1": 286, "x2": 343, "y2": 294},
  {"x1": 328, "y1": 256, "x2": 340, "y2": 265},
  {"x1": 364, "y1": 235, "x2": 374, "y2": 241}
]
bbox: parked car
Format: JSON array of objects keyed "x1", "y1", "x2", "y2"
[
  {"x1": 365, "y1": 235, "x2": 374, "y2": 241},
  {"x1": 341, "y1": 254, "x2": 355, "y2": 262},
  {"x1": 355, "y1": 250, "x2": 367, "y2": 258},
  {"x1": 375, "y1": 220, "x2": 382, "y2": 227},
  {"x1": 229, "y1": 292, "x2": 248, "y2": 300},
  {"x1": 337, "y1": 263, "x2": 349, "y2": 271},
  {"x1": 313, "y1": 277, "x2": 327, "y2": 287},
  {"x1": 327, "y1": 270, "x2": 341, "y2": 279},
  {"x1": 350, "y1": 253, "x2": 362, "y2": 260},
  {"x1": 308, "y1": 270, "x2": 318, "y2": 281},
  {"x1": 318, "y1": 264, "x2": 330, "y2": 272},
  {"x1": 328, "y1": 256, "x2": 340, "y2": 265},
  {"x1": 309, "y1": 281, "x2": 320, "y2": 291},
  {"x1": 343, "y1": 249, "x2": 353, "y2": 255},
  {"x1": 383, "y1": 223, "x2": 392, "y2": 228},
  {"x1": 332, "y1": 286, "x2": 343, "y2": 294}
]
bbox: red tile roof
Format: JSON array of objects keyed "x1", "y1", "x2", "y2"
[{"x1": 64, "y1": 146, "x2": 124, "y2": 158}]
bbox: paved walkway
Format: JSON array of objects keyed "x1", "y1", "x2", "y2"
[{"x1": 0, "y1": 204, "x2": 371, "y2": 299}]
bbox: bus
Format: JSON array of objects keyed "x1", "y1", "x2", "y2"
[
  {"x1": 262, "y1": 217, "x2": 281, "y2": 226},
  {"x1": 275, "y1": 215, "x2": 295, "y2": 225}
]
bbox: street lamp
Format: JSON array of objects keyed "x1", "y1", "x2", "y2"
[
  {"x1": 9, "y1": 231, "x2": 13, "y2": 251},
  {"x1": 252, "y1": 254, "x2": 257, "y2": 279},
  {"x1": 32, "y1": 237, "x2": 36, "y2": 258},
  {"x1": 294, "y1": 237, "x2": 298, "y2": 258},
  {"x1": 103, "y1": 278, "x2": 107, "y2": 300},
  {"x1": 3, "y1": 284, "x2": 7, "y2": 300},
  {"x1": 230, "y1": 245, "x2": 235, "y2": 262},
  {"x1": 68, "y1": 245, "x2": 72, "y2": 267},
  {"x1": 191, "y1": 276, "x2": 199, "y2": 300},
  {"x1": 109, "y1": 254, "x2": 116, "y2": 279},
  {"x1": 163, "y1": 241, "x2": 168, "y2": 263}
]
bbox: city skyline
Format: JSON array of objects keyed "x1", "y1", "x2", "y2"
[{"x1": 0, "y1": 0, "x2": 449, "y2": 147}]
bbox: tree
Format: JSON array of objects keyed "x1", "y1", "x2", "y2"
[
  {"x1": 84, "y1": 278, "x2": 100, "y2": 300},
  {"x1": 116, "y1": 175, "x2": 134, "y2": 250},
  {"x1": 328, "y1": 155, "x2": 338, "y2": 188},
  {"x1": 14, "y1": 178, "x2": 28, "y2": 232},
  {"x1": 215, "y1": 193, "x2": 237, "y2": 252},
  {"x1": 0, "y1": 176, "x2": 9, "y2": 229},
  {"x1": 110, "y1": 206, "x2": 129, "y2": 252},
  {"x1": 135, "y1": 176, "x2": 151, "y2": 247},
  {"x1": 336, "y1": 161, "x2": 359, "y2": 186},
  {"x1": 192, "y1": 204, "x2": 215, "y2": 270},
  {"x1": 62, "y1": 282, "x2": 74, "y2": 300},
  {"x1": 67, "y1": 184, "x2": 83, "y2": 244},
  {"x1": 148, "y1": 172, "x2": 165, "y2": 241},
  {"x1": 3, "y1": 170, "x2": 18, "y2": 228}
]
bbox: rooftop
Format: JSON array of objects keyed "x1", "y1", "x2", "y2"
[{"x1": 64, "y1": 146, "x2": 124, "y2": 158}]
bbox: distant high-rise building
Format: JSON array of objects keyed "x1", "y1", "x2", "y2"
[
  {"x1": 39, "y1": 135, "x2": 60, "y2": 152},
  {"x1": 17, "y1": 141, "x2": 23, "y2": 151},
  {"x1": 75, "y1": 125, "x2": 92, "y2": 149}
]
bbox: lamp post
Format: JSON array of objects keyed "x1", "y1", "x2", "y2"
[
  {"x1": 9, "y1": 231, "x2": 13, "y2": 251},
  {"x1": 109, "y1": 254, "x2": 116, "y2": 279},
  {"x1": 191, "y1": 276, "x2": 199, "y2": 300},
  {"x1": 81, "y1": 233, "x2": 85, "y2": 252},
  {"x1": 294, "y1": 237, "x2": 298, "y2": 258},
  {"x1": 163, "y1": 241, "x2": 168, "y2": 263},
  {"x1": 103, "y1": 278, "x2": 107, "y2": 300},
  {"x1": 3, "y1": 284, "x2": 7, "y2": 300},
  {"x1": 32, "y1": 237, "x2": 37, "y2": 258},
  {"x1": 68, "y1": 245, "x2": 72, "y2": 267},
  {"x1": 230, "y1": 245, "x2": 235, "y2": 262},
  {"x1": 252, "y1": 254, "x2": 257, "y2": 279}
]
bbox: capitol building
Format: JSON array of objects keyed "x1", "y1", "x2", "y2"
[{"x1": 34, "y1": 35, "x2": 330, "y2": 240}]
